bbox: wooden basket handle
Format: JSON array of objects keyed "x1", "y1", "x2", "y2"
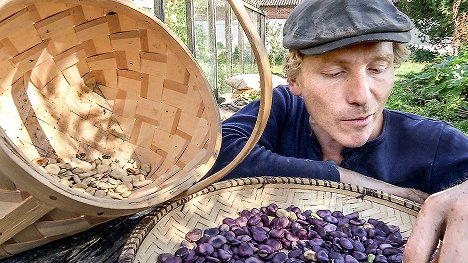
[{"x1": 184, "y1": 0, "x2": 272, "y2": 195}]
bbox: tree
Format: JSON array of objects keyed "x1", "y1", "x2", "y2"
[
  {"x1": 397, "y1": 0, "x2": 467, "y2": 54},
  {"x1": 164, "y1": 0, "x2": 188, "y2": 44}
]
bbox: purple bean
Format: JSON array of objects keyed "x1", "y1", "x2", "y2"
[
  {"x1": 311, "y1": 219, "x2": 328, "y2": 227},
  {"x1": 345, "y1": 255, "x2": 359, "y2": 263},
  {"x1": 353, "y1": 240, "x2": 365, "y2": 253},
  {"x1": 265, "y1": 239, "x2": 283, "y2": 251},
  {"x1": 272, "y1": 252, "x2": 288, "y2": 263},
  {"x1": 332, "y1": 211, "x2": 344, "y2": 218},
  {"x1": 203, "y1": 227, "x2": 219, "y2": 237},
  {"x1": 240, "y1": 209, "x2": 252, "y2": 218},
  {"x1": 207, "y1": 235, "x2": 227, "y2": 249},
  {"x1": 382, "y1": 247, "x2": 401, "y2": 256},
  {"x1": 196, "y1": 243, "x2": 214, "y2": 256},
  {"x1": 345, "y1": 212, "x2": 359, "y2": 220},
  {"x1": 185, "y1": 229, "x2": 202, "y2": 242},
  {"x1": 313, "y1": 225, "x2": 327, "y2": 238},
  {"x1": 324, "y1": 223, "x2": 337, "y2": 232},
  {"x1": 223, "y1": 217, "x2": 236, "y2": 226},
  {"x1": 270, "y1": 228, "x2": 285, "y2": 238},
  {"x1": 338, "y1": 237, "x2": 354, "y2": 250},
  {"x1": 288, "y1": 248, "x2": 302, "y2": 258},
  {"x1": 233, "y1": 228, "x2": 249, "y2": 236},
  {"x1": 296, "y1": 228, "x2": 308, "y2": 240},
  {"x1": 252, "y1": 231, "x2": 268, "y2": 242},
  {"x1": 248, "y1": 215, "x2": 261, "y2": 226},
  {"x1": 352, "y1": 227, "x2": 368, "y2": 238},
  {"x1": 237, "y1": 234, "x2": 252, "y2": 242},
  {"x1": 316, "y1": 249, "x2": 329, "y2": 262},
  {"x1": 329, "y1": 251, "x2": 345, "y2": 261},
  {"x1": 375, "y1": 255, "x2": 389, "y2": 262},
  {"x1": 316, "y1": 209, "x2": 332, "y2": 218},
  {"x1": 174, "y1": 247, "x2": 189, "y2": 258},
  {"x1": 278, "y1": 217, "x2": 290, "y2": 228},
  {"x1": 285, "y1": 231, "x2": 299, "y2": 242},
  {"x1": 267, "y1": 203, "x2": 278, "y2": 215},
  {"x1": 336, "y1": 216, "x2": 350, "y2": 226},
  {"x1": 329, "y1": 230, "x2": 347, "y2": 238},
  {"x1": 157, "y1": 253, "x2": 173, "y2": 263},
  {"x1": 349, "y1": 218, "x2": 366, "y2": 226},
  {"x1": 307, "y1": 229, "x2": 319, "y2": 239},
  {"x1": 260, "y1": 214, "x2": 270, "y2": 227},
  {"x1": 387, "y1": 253, "x2": 403, "y2": 263},
  {"x1": 308, "y1": 237, "x2": 324, "y2": 247},
  {"x1": 324, "y1": 215, "x2": 338, "y2": 224},
  {"x1": 204, "y1": 256, "x2": 220, "y2": 263},
  {"x1": 238, "y1": 242, "x2": 254, "y2": 257},
  {"x1": 218, "y1": 223, "x2": 229, "y2": 232},
  {"x1": 352, "y1": 251, "x2": 367, "y2": 261},
  {"x1": 235, "y1": 216, "x2": 248, "y2": 227},
  {"x1": 224, "y1": 230, "x2": 235, "y2": 241},
  {"x1": 245, "y1": 256, "x2": 262, "y2": 263},
  {"x1": 164, "y1": 256, "x2": 182, "y2": 263}
]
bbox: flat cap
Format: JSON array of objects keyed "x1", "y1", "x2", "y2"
[{"x1": 283, "y1": 0, "x2": 414, "y2": 55}]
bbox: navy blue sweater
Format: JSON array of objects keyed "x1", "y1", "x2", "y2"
[{"x1": 210, "y1": 85, "x2": 468, "y2": 194}]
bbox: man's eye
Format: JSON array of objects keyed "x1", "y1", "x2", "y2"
[
  {"x1": 369, "y1": 67, "x2": 386, "y2": 73},
  {"x1": 323, "y1": 71, "x2": 343, "y2": 77}
]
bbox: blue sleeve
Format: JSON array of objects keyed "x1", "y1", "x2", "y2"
[
  {"x1": 430, "y1": 125, "x2": 468, "y2": 193},
  {"x1": 210, "y1": 87, "x2": 340, "y2": 181}
]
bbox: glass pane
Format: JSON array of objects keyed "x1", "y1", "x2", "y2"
[{"x1": 194, "y1": 0, "x2": 214, "y2": 89}]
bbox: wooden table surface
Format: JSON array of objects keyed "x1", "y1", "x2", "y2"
[{"x1": 0, "y1": 211, "x2": 148, "y2": 263}]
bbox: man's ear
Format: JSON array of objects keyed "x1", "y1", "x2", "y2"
[{"x1": 288, "y1": 77, "x2": 302, "y2": 96}]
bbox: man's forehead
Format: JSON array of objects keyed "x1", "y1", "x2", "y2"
[{"x1": 312, "y1": 42, "x2": 394, "y2": 62}]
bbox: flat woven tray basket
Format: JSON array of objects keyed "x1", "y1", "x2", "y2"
[{"x1": 118, "y1": 177, "x2": 421, "y2": 263}]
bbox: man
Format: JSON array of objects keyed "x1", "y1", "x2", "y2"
[{"x1": 209, "y1": 0, "x2": 468, "y2": 262}]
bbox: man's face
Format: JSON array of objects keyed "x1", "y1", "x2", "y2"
[{"x1": 289, "y1": 42, "x2": 395, "y2": 148}]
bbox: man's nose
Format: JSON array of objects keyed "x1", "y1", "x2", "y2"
[{"x1": 346, "y1": 71, "x2": 371, "y2": 106}]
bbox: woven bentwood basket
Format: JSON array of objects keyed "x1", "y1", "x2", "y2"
[
  {"x1": 119, "y1": 177, "x2": 421, "y2": 263},
  {"x1": 0, "y1": 0, "x2": 272, "y2": 257}
]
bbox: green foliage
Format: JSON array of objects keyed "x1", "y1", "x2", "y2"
[
  {"x1": 164, "y1": 0, "x2": 188, "y2": 44},
  {"x1": 408, "y1": 45, "x2": 438, "y2": 62},
  {"x1": 265, "y1": 21, "x2": 288, "y2": 75},
  {"x1": 387, "y1": 49, "x2": 468, "y2": 133},
  {"x1": 397, "y1": 0, "x2": 467, "y2": 50}
]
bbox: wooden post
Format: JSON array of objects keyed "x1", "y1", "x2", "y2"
[
  {"x1": 238, "y1": 18, "x2": 244, "y2": 74},
  {"x1": 208, "y1": 0, "x2": 218, "y2": 98},
  {"x1": 153, "y1": 0, "x2": 165, "y2": 21},
  {"x1": 225, "y1": 2, "x2": 233, "y2": 80},
  {"x1": 186, "y1": 0, "x2": 195, "y2": 56}
]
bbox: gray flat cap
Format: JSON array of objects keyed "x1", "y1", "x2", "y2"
[{"x1": 283, "y1": 0, "x2": 413, "y2": 55}]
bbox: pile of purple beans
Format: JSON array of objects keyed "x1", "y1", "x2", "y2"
[{"x1": 157, "y1": 204, "x2": 406, "y2": 263}]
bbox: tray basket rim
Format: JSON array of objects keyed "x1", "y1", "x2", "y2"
[{"x1": 117, "y1": 176, "x2": 422, "y2": 263}]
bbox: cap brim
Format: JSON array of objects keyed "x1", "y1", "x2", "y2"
[{"x1": 299, "y1": 32, "x2": 411, "y2": 55}]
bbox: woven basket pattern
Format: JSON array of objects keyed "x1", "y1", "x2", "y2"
[
  {"x1": 119, "y1": 177, "x2": 421, "y2": 263},
  {"x1": 0, "y1": 0, "x2": 219, "y2": 257}
]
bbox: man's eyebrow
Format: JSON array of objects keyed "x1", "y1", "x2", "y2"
[
  {"x1": 373, "y1": 54, "x2": 394, "y2": 62},
  {"x1": 322, "y1": 54, "x2": 394, "y2": 65}
]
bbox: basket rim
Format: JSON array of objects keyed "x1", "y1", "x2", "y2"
[{"x1": 117, "y1": 176, "x2": 422, "y2": 263}]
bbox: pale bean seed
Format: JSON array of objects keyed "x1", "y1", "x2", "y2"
[{"x1": 45, "y1": 164, "x2": 60, "y2": 175}]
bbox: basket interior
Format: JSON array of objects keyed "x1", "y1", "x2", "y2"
[
  {"x1": 0, "y1": 0, "x2": 220, "y2": 204},
  {"x1": 123, "y1": 178, "x2": 420, "y2": 263}
]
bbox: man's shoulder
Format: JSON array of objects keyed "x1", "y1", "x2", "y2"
[
  {"x1": 386, "y1": 109, "x2": 449, "y2": 128},
  {"x1": 385, "y1": 109, "x2": 465, "y2": 140}
]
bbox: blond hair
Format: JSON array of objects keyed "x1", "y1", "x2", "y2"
[{"x1": 283, "y1": 43, "x2": 410, "y2": 80}]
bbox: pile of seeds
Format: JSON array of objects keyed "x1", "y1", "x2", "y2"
[
  {"x1": 32, "y1": 154, "x2": 152, "y2": 200},
  {"x1": 158, "y1": 204, "x2": 406, "y2": 263}
]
